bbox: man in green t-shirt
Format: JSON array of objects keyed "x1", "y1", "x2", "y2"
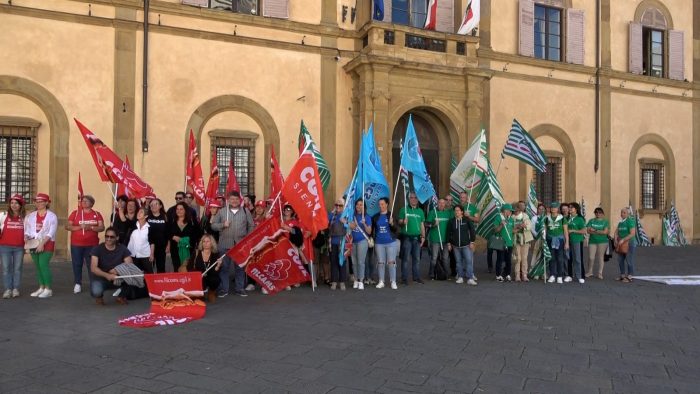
[
  {"x1": 545, "y1": 202, "x2": 568, "y2": 284},
  {"x1": 398, "y1": 192, "x2": 426, "y2": 284},
  {"x1": 493, "y1": 204, "x2": 514, "y2": 282},
  {"x1": 427, "y1": 198, "x2": 452, "y2": 279},
  {"x1": 586, "y1": 207, "x2": 609, "y2": 279},
  {"x1": 459, "y1": 192, "x2": 480, "y2": 223}
]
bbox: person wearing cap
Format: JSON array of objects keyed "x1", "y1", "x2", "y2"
[
  {"x1": 545, "y1": 202, "x2": 568, "y2": 284},
  {"x1": 24, "y1": 193, "x2": 58, "y2": 298},
  {"x1": 493, "y1": 203, "x2": 515, "y2": 282},
  {"x1": 200, "y1": 201, "x2": 221, "y2": 242},
  {"x1": 1, "y1": 194, "x2": 26, "y2": 298},
  {"x1": 65, "y1": 194, "x2": 105, "y2": 294},
  {"x1": 252, "y1": 200, "x2": 267, "y2": 226}
]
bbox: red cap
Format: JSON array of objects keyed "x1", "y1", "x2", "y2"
[
  {"x1": 255, "y1": 200, "x2": 266, "y2": 208},
  {"x1": 34, "y1": 193, "x2": 51, "y2": 203},
  {"x1": 9, "y1": 194, "x2": 25, "y2": 206},
  {"x1": 209, "y1": 201, "x2": 222, "y2": 208}
]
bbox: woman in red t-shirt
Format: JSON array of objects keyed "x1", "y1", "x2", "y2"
[
  {"x1": 1, "y1": 194, "x2": 26, "y2": 298},
  {"x1": 64, "y1": 195, "x2": 105, "y2": 294}
]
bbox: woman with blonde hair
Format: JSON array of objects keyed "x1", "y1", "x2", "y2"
[
  {"x1": 24, "y1": 193, "x2": 58, "y2": 298},
  {"x1": 186, "y1": 234, "x2": 222, "y2": 302}
]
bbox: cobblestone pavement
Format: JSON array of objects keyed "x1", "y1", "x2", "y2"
[{"x1": 1, "y1": 246, "x2": 699, "y2": 393}]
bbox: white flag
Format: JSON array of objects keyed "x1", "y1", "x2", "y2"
[{"x1": 458, "y1": 0, "x2": 480, "y2": 35}]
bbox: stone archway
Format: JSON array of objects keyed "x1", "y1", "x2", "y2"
[
  {"x1": 389, "y1": 106, "x2": 456, "y2": 204},
  {"x1": 185, "y1": 95, "x2": 280, "y2": 196},
  {"x1": 628, "y1": 133, "x2": 676, "y2": 211},
  {"x1": 0, "y1": 75, "x2": 70, "y2": 258},
  {"x1": 520, "y1": 124, "x2": 577, "y2": 203}
]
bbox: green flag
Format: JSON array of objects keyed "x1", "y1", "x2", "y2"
[
  {"x1": 298, "y1": 121, "x2": 331, "y2": 190},
  {"x1": 528, "y1": 227, "x2": 551, "y2": 280}
]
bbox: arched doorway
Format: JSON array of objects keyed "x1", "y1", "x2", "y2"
[{"x1": 391, "y1": 111, "x2": 442, "y2": 210}]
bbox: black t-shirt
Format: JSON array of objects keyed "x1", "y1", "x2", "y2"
[
  {"x1": 147, "y1": 214, "x2": 168, "y2": 245},
  {"x1": 91, "y1": 243, "x2": 131, "y2": 272}
]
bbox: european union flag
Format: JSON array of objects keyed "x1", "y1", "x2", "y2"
[{"x1": 374, "y1": 0, "x2": 384, "y2": 21}]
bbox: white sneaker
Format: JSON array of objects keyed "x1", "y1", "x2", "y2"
[
  {"x1": 30, "y1": 288, "x2": 44, "y2": 297},
  {"x1": 261, "y1": 288, "x2": 268, "y2": 295},
  {"x1": 467, "y1": 279, "x2": 478, "y2": 286},
  {"x1": 578, "y1": 278, "x2": 585, "y2": 284},
  {"x1": 456, "y1": 277, "x2": 464, "y2": 284},
  {"x1": 245, "y1": 284, "x2": 256, "y2": 291},
  {"x1": 285, "y1": 286, "x2": 292, "y2": 291},
  {"x1": 390, "y1": 281, "x2": 398, "y2": 290},
  {"x1": 353, "y1": 281, "x2": 359, "y2": 289},
  {"x1": 556, "y1": 277, "x2": 563, "y2": 284},
  {"x1": 376, "y1": 281, "x2": 385, "y2": 289},
  {"x1": 358, "y1": 282, "x2": 364, "y2": 290},
  {"x1": 2, "y1": 290, "x2": 10, "y2": 299},
  {"x1": 505, "y1": 275, "x2": 512, "y2": 282},
  {"x1": 564, "y1": 276, "x2": 572, "y2": 283},
  {"x1": 112, "y1": 288, "x2": 122, "y2": 297},
  {"x1": 38, "y1": 289, "x2": 52, "y2": 298},
  {"x1": 548, "y1": 276, "x2": 556, "y2": 283},
  {"x1": 11, "y1": 289, "x2": 19, "y2": 298},
  {"x1": 73, "y1": 284, "x2": 81, "y2": 294},
  {"x1": 473, "y1": 275, "x2": 478, "y2": 281},
  {"x1": 496, "y1": 276, "x2": 504, "y2": 282}
]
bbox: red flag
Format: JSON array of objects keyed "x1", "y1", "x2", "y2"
[
  {"x1": 77, "y1": 172, "x2": 84, "y2": 205},
  {"x1": 116, "y1": 155, "x2": 132, "y2": 198},
  {"x1": 245, "y1": 236, "x2": 311, "y2": 295},
  {"x1": 424, "y1": 0, "x2": 438, "y2": 30},
  {"x1": 225, "y1": 157, "x2": 240, "y2": 196},
  {"x1": 228, "y1": 216, "x2": 282, "y2": 265},
  {"x1": 204, "y1": 152, "x2": 220, "y2": 208},
  {"x1": 269, "y1": 145, "x2": 284, "y2": 198},
  {"x1": 186, "y1": 130, "x2": 206, "y2": 206},
  {"x1": 74, "y1": 118, "x2": 116, "y2": 183},
  {"x1": 95, "y1": 146, "x2": 156, "y2": 199},
  {"x1": 119, "y1": 272, "x2": 205, "y2": 328},
  {"x1": 280, "y1": 150, "x2": 329, "y2": 238}
]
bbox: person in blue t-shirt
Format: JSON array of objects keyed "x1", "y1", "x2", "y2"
[
  {"x1": 327, "y1": 198, "x2": 348, "y2": 290},
  {"x1": 372, "y1": 197, "x2": 400, "y2": 290}
]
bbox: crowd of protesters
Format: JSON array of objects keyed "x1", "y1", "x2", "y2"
[{"x1": 0, "y1": 187, "x2": 638, "y2": 303}]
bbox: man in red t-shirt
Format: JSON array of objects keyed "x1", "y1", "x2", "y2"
[{"x1": 65, "y1": 195, "x2": 105, "y2": 294}]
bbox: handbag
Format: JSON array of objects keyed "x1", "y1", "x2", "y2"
[
  {"x1": 489, "y1": 235, "x2": 505, "y2": 251},
  {"x1": 24, "y1": 238, "x2": 41, "y2": 253},
  {"x1": 615, "y1": 239, "x2": 629, "y2": 255}
]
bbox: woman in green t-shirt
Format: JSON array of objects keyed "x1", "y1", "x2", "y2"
[
  {"x1": 614, "y1": 208, "x2": 637, "y2": 283},
  {"x1": 567, "y1": 203, "x2": 586, "y2": 284},
  {"x1": 586, "y1": 207, "x2": 609, "y2": 279}
]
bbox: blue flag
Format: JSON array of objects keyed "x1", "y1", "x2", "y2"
[
  {"x1": 373, "y1": 0, "x2": 384, "y2": 21},
  {"x1": 400, "y1": 115, "x2": 438, "y2": 204},
  {"x1": 359, "y1": 124, "x2": 390, "y2": 216}
]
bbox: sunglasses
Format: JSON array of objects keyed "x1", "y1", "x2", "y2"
[
  {"x1": 335, "y1": 204, "x2": 343, "y2": 207},
  {"x1": 104, "y1": 235, "x2": 117, "y2": 239}
]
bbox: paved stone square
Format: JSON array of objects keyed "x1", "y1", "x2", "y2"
[{"x1": 1, "y1": 246, "x2": 699, "y2": 393}]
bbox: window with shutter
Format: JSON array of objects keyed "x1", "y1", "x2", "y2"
[
  {"x1": 263, "y1": 0, "x2": 288, "y2": 19},
  {"x1": 668, "y1": 30, "x2": 684, "y2": 81},
  {"x1": 533, "y1": 4, "x2": 561, "y2": 61},
  {"x1": 565, "y1": 8, "x2": 584, "y2": 65},
  {"x1": 519, "y1": 0, "x2": 535, "y2": 57},
  {"x1": 435, "y1": 0, "x2": 454, "y2": 33},
  {"x1": 628, "y1": 22, "x2": 643, "y2": 74}
]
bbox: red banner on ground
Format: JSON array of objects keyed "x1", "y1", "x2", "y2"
[
  {"x1": 245, "y1": 236, "x2": 311, "y2": 295},
  {"x1": 119, "y1": 272, "x2": 205, "y2": 328}
]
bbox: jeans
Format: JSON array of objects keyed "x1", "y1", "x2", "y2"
[
  {"x1": 1, "y1": 246, "x2": 24, "y2": 290},
  {"x1": 496, "y1": 247, "x2": 512, "y2": 277},
  {"x1": 400, "y1": 236, "x2": 421, "y2": 281},
  {"x1": 570, "y1": 242, "x2": 583, "y2": 280},
  {"x1": 364, "y1": 247, "x2": 374, "y2": 281},
  {"x1": 351, "y1": 239, "x2": 368, "y2": 282},
  {"x1": 219, "y1": 255, "x2": 245, "y2": 294},
  {"x1": 330, "y1": 244, "x2": 348, "y2": 283},
  {"x1": 548, "y1": 241, "x2": 565, "y2": 278},
  {"x1": 429, "y1": 243, "x2": 449, "y2": 278},
  {"x1": 70, "y1": 245, "x2": 95, "y2": 285},
  {"x1": 90, "y1": 275, "x2": 118, "y2": 298},
  {"x1": 453, "y1": 246, "x2": 474, "y2": 279},
  {"x1": 618, "y1": 241, "x2": 636, "y2": 276},
  {"x1": 375, "y1": 240, "x2": 399, "y2": 283}
]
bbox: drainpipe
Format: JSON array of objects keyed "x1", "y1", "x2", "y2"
[
  {"x1": 594, "y1": 0, "x2": 600, "y2": 173},
  {"x1": 142, "y1": 0, "x2": 149, "y2": 152}
]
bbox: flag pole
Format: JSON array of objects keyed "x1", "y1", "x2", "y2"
[
  {"x1": 108, "y1": 183, "x2": 118, "y2": 224},
  {"x1": 495, "y1": 153, "x2": 505, "y2": 177},
  {"x1": 402, "y1": 175, "x2": 408, "y2": 231},
  {"x1": 433, "y1": 203, "x2": 443, "y2": 250},
  {"x1": 389, "y1": 138, "x2": 403, "y2": 215}
]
